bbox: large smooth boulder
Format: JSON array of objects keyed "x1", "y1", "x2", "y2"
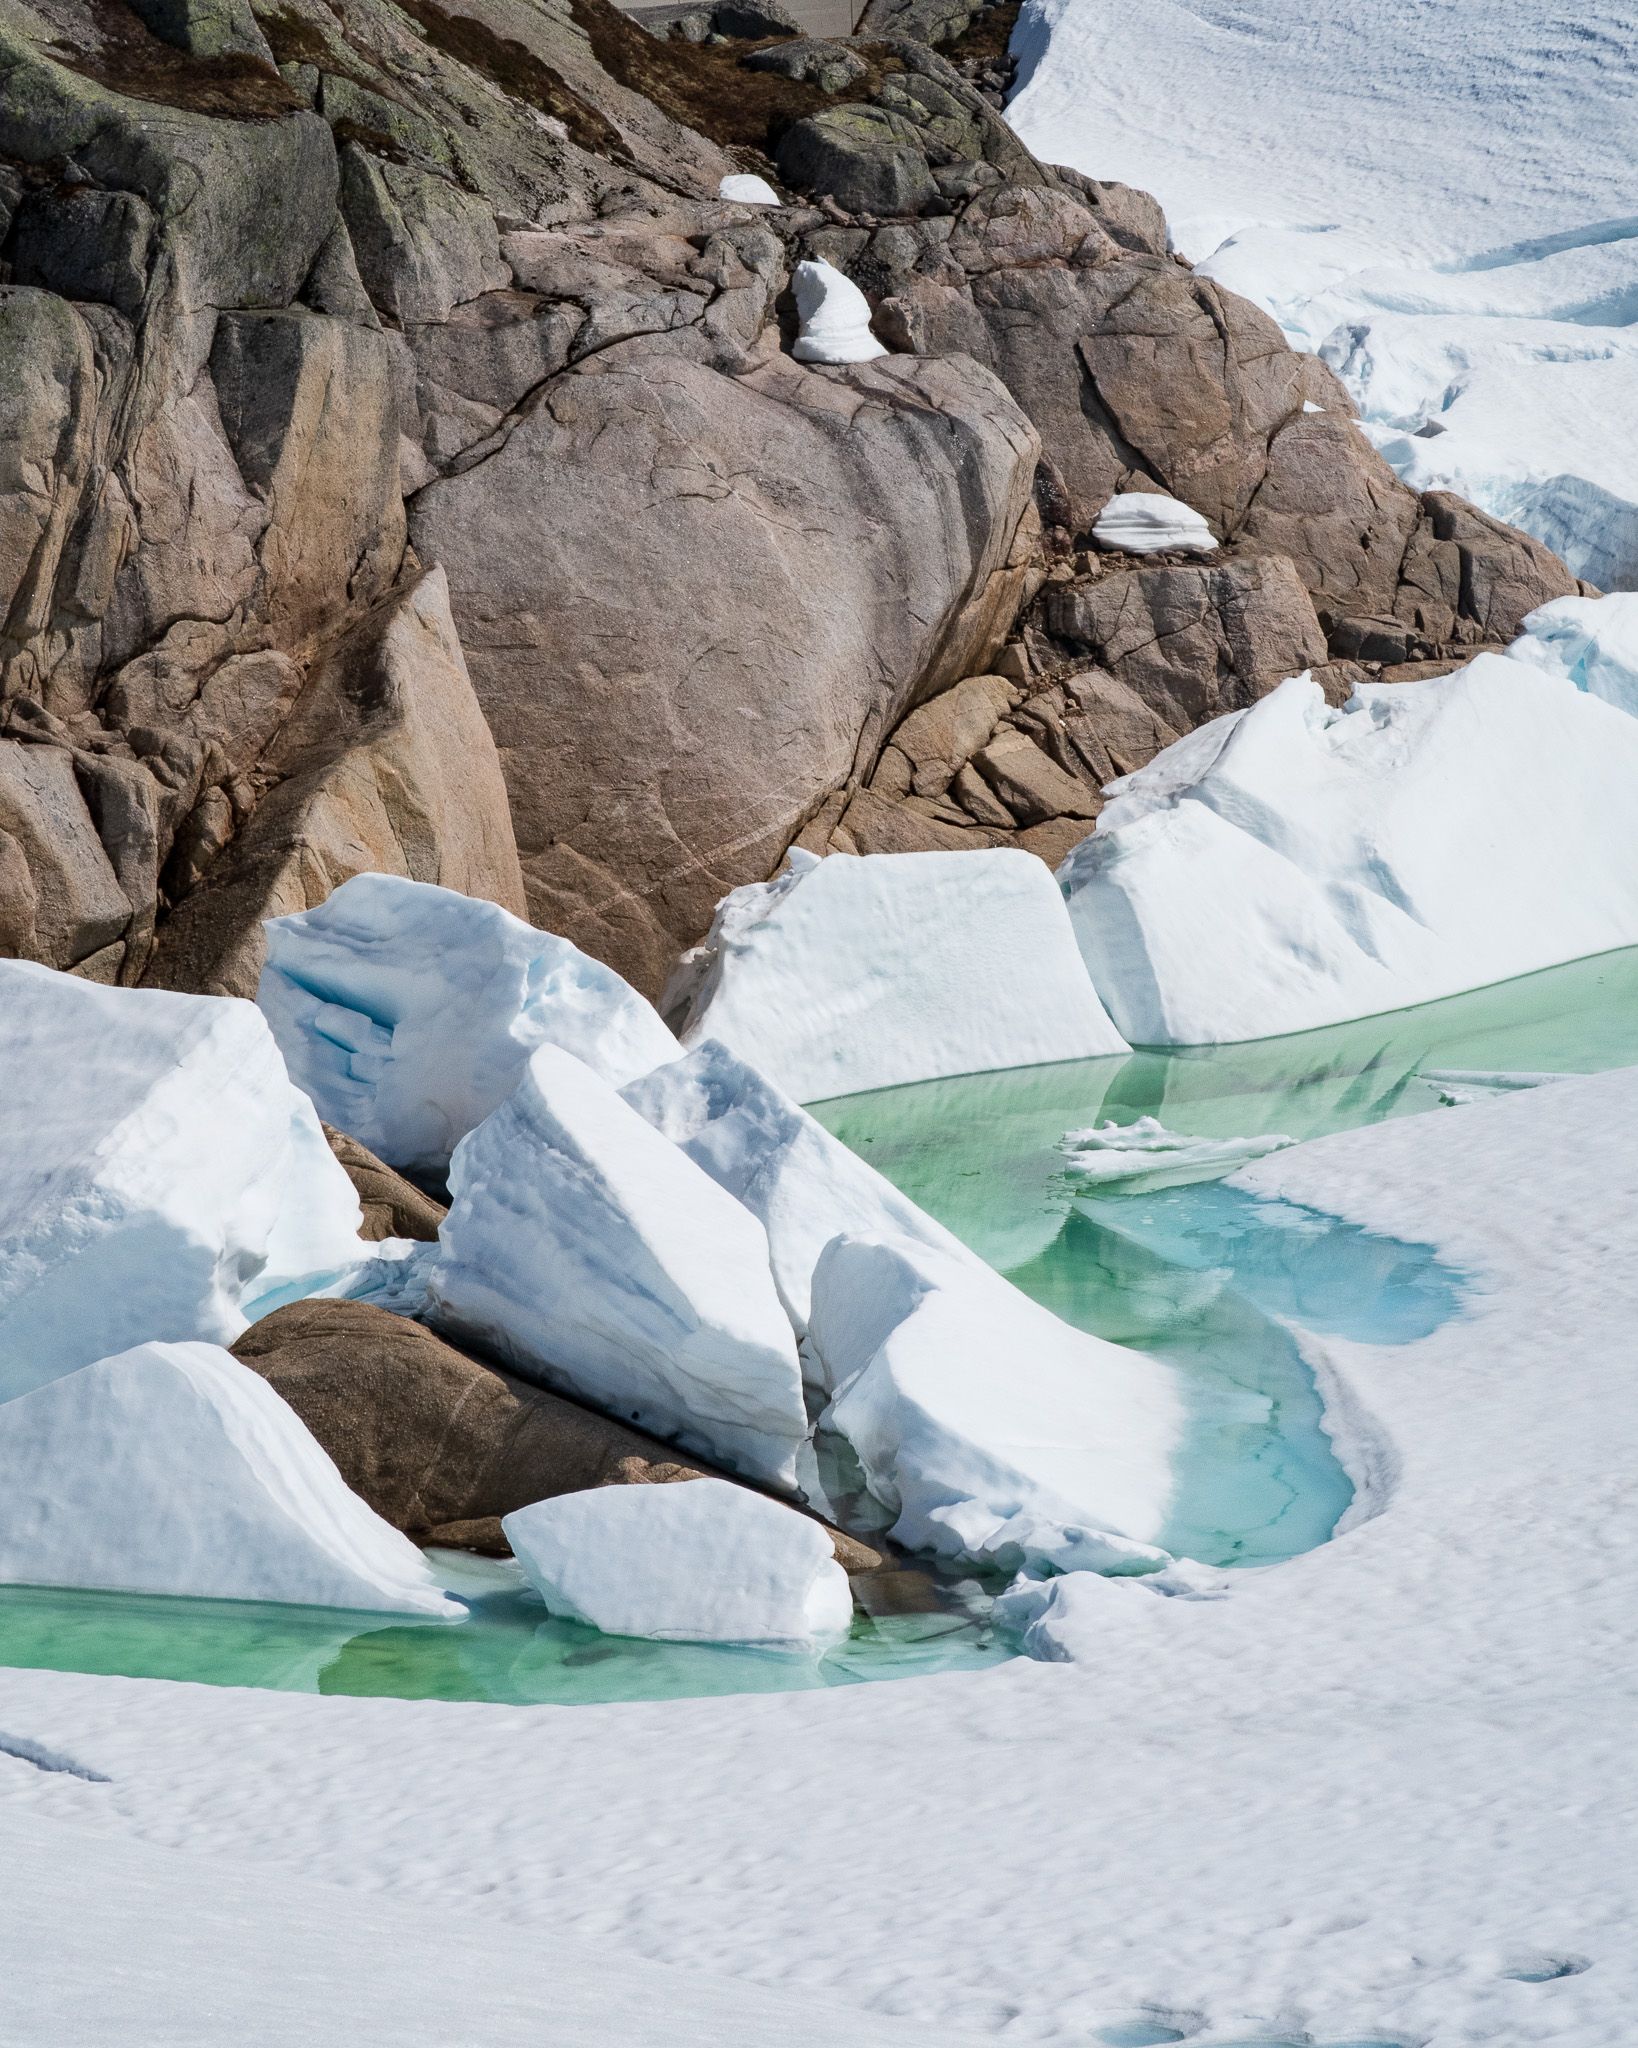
[
  {"x1": 0, "y1": 1340, "x2": 458, "y2": 1615},
  {"x1": 426, "y1": 1045, "x2": 809, "y2": 1488},
  {"x1": 143, "y1": 571, "x2": 527, "y2": 1000},
  {"x1": 409, "y1": 335, "x2": 1039, "y2": 995},
  {"x1": 232, "y1": 1299, "x2": 709, "y2": 1544}
]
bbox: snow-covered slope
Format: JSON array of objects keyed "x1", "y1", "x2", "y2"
[
  {"x1": 1007, "y1": 0, "x2": 1638, "y2": 585},
  {"x1": 10, "y1": 1067, "x2": 1638, "y2": 2042},
  {"x1": 1060, "y1": 657, "x2": 1638, "y2": 1044}
]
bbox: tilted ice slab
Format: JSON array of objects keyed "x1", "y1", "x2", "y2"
[
  {"x1": 811, "y1": 1234, "x2": 1182, "y2": 1574},
  {"x1": 426, "y1": 1045, "x2": 808, "y2": 1488},
  {"x1": 1091, "y1": 490, "x2": 1218, "y2": 556},
  {"x1": 0, "y1": 1341, "x2": 458, "y2": 1615},
  {"x1": 1059, "y1": 1115, "x2": 1294, "y2": 1192},
  {"x1": 622, "y1": 1039, "x2": 978, "y2": 1354},
  {"x1": 503, "y1": 1479, "x2": 853, "y2": 1650},
  {"x1": 260, "y1": 872, "x2": 679, "y2": 1175},
  {"x1": 668, "y1": 848, "x2": 1127, "y2": 1102},
  {"x1": 1007, "y1": 0, "x2": 1638, "y2": 586},
  {"x1": 790, "y1": 258, "x2": 887, "y2": 365},
  {"x1": 0, "y1": 964, "x2": 366, "y2": 1400},
  {"x1": 1508, "y1": 592, "x2": 1638, "y2": 718},
  {"x1": 1059, "y1": 657, "x2": 1638, "y2": 1045}
]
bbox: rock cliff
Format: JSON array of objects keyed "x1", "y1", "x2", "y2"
[{"x1": 0, "y1": 0, "x2": 1586, "y2": 993}]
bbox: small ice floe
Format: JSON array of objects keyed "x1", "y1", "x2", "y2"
[
  {"x1": 502, "y1": 1479, "x2": 853, "y2": 1650},
  {"x1": 1059, "y1": 1115, "x2": 1295, "y2": 1193},
  {"x1": 1090, "y1": 490, "x2": 1219, "y2": 556},
  {"x1": 0, "y1": 1342, "x2": 459, "y2": 1616},
  {"x1": 719, "y1": 172, "x2": 782, "y2": 206},
  {"x1": 809, "y1": 1234, "x2": 1182, "y2": 1575},
  {"x1": 790, "y1": 258, "x2": 887, "y2": 364},
  {"x1": 259, "y1": 872, "x2": 679, "y2": 1176},
  {"x1": 1413, "y1": 1067, "x2": 1570, "y2": 1108}
]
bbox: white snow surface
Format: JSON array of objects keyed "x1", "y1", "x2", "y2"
[
  {"x1": 670, "y1": 848, "x2": 1127, "y2": 1101},
  {"x1": 1090, "y1": 490, "x2": 1218, "y2": 556},
  {"x1": 812, "y1": 1233, "x2": 1182, "y2": 1573},
  {"x1": 502, "y1": 1480, "x2": 853, "y2": 1650},
  {"x1": 789, "y1": 258, "x2": 888, "y2": 364},
  {"x1": 719, "y1": 172, "x2": 781, "y2": 206},
  {"x1": 10, "y1": 1068, "x2": 1638, "y2": 2041},
  {"x1": 0, "y1": 1341, "x2": 457, "y2": 1616},
  {"x1": 621, "y1": 1038, "x2": 978, "y2": 1349},
  {"x1": 0, "y1": 965, "x2": 365, "y2": 1398},
  {"x1": 1509, "y1": 589, "x2": 1638, "y2": 715},
  {"x1": 1007, "y1": 0, "x2": 1638, "y2": 586},
  {"x1": 1059, "y1": 656, "x2": 1638, "y2": 1044},
  {"x1": 259, "y1": 872, "x2": 679, "y2": 1175},
  {"x1": 426, "y1": 1045, "x2": 808, "y2": 1488}
]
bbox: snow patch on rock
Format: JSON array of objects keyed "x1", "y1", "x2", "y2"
[
  {"x1": 1091, "y1": 490, "x2": 1218, "y2": 556},
  {"x1": 426, "y1": 1045, "x2": 808, "y2": 1489},
  {"x1": 0, "y1": 1341, "x2": 458, "y2": 1615},
  {"x1": 790, "y1": 258, "x2": 888, "y2": 364},
  {"x1": 668, "y1": 847, "x2": 1127, "y2": 1102},
  {"x1": 719, "y1": 173, "x2": 782, "y2": 206},
  {"x1": 259, "y1": 872, "x2": 679, "y2": 1175},
  {"x1": 503, "y1": 1479, "x2": 853, "y2": 1650}
]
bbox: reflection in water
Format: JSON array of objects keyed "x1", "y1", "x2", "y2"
[
  {"x1": 814, "y1": 949, "x2": 1638, "y2": 1569},
  {"x1": 0, "y1": 1563, "x2": 1006, "y2": 1706}
]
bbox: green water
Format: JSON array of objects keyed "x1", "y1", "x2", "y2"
[
  {"x1": 10, "y1": 949, "x2": 1636, "y2": 1702},
  {"x1": 816, "y1": 945, "x2": 1638, "y2": 1569},
  {"x1": 0, "y1": 1552, "x2": 1006, "y2": 1706}
]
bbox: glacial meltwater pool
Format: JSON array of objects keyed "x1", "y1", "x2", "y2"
[{"x1": 8, "y1": 947, "x2": 1638, "y2": 1703}]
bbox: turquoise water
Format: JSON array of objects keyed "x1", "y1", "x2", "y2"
[
  {"x1": 817, "y1": 945, "x2": 1638, "y2": 1569},
  {"x1": 10, "y1": 948, "x2": 1637, "y2": 1702},
  {"x1": 0, "y1": 1552, "x2": 1006, "y2": 1705}
]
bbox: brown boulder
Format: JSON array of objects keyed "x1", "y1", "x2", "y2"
[
  {"x1": 232, "y1": 1298, "x2": 885, "y2": 1570},
  {"x1": 321, "y1": 1126, "x2": 447, "y2": 1244}
]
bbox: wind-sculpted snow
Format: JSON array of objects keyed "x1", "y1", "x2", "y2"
[
  {"x1": 0, "y1": 965, "x2": 366, "y2": 1399},
  {"x1": 426, "y1": 1046, "x2": 809, "y2": 1489},
  {"x1": 260, "y1": 873, "x2": 680, "y2": 1175},
  {"x1": 811, "y1": 1234, "x2": 1183, "y2": 1574},
  {"x1": 1090, "y1": 491, "x2": 1218, "y2": 557},
  {"x1": 0, "y1": 1342, "x2": 458, "y2": 1616},
  {"x1": 621, "y1": 1040, "x2": 978, "y2": 1354},
  {"x1": 1509, "y1": 591, "x2": 1638, "y2": 717},
  {"x1": 669, "y1": 848, "x2": 1127, "y2": 1102},
  {"x1": 503, "y1": 1481, "x2": 852, "y2": 1651},
  {"x1": 790, "y1": 258, "x2": 888, "y2": 365},
  {"x1": 1060, "y1": 658, "x2": 1638, "y2": 1043},
  {"x1": 1008, "y1": 0, "x2": 1638, "y2": 584}
]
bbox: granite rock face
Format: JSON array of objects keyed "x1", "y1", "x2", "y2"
[{"x1": 0, "y1": 0, "x2": 1586, "y2": 993}]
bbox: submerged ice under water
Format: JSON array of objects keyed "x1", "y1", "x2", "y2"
[
  {"x1": 818, "y1": 944, "x2": 1638, "y2": 1569},
  {"x1": 10, "y1": 947, "x2": 1638, "y2": 1704}
]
